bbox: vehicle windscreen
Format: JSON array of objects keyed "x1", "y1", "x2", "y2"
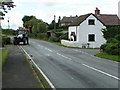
[{"x1": 18, "y1": 30, "x2": 25, "y2": 34}]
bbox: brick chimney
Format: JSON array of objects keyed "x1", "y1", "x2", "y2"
[{"x1": 95, "y1": 7, "x2": 100, "y2": 15}]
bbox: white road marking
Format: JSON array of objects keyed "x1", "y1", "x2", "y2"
[
  {"x1": 45, "y1": 48, "x2": 53, "y2": 52},
  {"x1": 74, "y1": 50, "x2": 119, "y2": 64},
  {"x1": 82, "y1": 64, "x2": 120, "y2": 81},
  {"x1": 37, "y1": 45, "x2": 53, "y2": 52},
  {"x1": 19, "y1": 46, "x2": 56, "y2": 89},
  {"x1": 57, "y1": 53, "x2": 72, "y2": 60}
]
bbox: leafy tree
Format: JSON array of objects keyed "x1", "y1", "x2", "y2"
[
  {"x1": 22, "y1": 16, "x2": 35, "y2": 27},
  {"x1": 24, "y1": 17, "x2": 38, "y2": 28},
  {"x1": 37, "y1": 22, "x2": 47, "y2": 33},
  {"x1": 48, "y1": 20, "x2": 55, "y2": 30}
]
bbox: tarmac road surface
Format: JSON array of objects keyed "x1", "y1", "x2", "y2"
[{"x1": 21, "y1": 39, "x2": 119, "y2": 88}]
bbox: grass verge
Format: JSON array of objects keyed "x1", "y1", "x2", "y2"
[
  {"x1": 95, "y1": 52, "x2": 120, "y2": 62},
  {"x1": 0, "y1": 49, "x2": 9, "y2": 66},
  {"x1": 25, "y1": 58, "x2": 52, "y2": 89}
]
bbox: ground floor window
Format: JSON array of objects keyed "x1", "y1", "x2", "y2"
[
  {"x1": 88, "y1": 34, "x2": 95, "y2": 41},
  {"x1": 70, "y1": 32, "x2": 76, "y2": 41}
]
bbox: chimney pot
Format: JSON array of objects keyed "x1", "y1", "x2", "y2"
[{"x1": 95, "y1": 7, "x2": 100, "y2": 15}]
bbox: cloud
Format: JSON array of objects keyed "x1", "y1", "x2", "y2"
[{"x1": 1, "y1": 0, "x2": 120, "y2": 29}]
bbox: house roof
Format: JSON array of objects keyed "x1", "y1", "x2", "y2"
[
  {"x1": 60, "y1": 16, "x2": 78, "y2": 23},
  {"x1": 95, "y1": 14, "x2": 120, "y2": 25},
  {"x1": 68, "y1": 13, "x2": 120, "y2": 26},
  {"x1": 69, "y1": 13, "x2": 92, "y2": 26}
]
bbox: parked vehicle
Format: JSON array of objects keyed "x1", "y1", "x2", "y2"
[{"x1": 13, "y1": 29, "x2": 29, "y2": 45}]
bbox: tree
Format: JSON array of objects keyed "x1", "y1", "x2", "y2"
[
  {"x1": 22, "y1": 16, "x2": 35, "y2": 27},
  {"x1": 24, "y1": 17, "x2": 37, "y2": 28},
  {"x1": 0, "y1": 0, "x2": 16, "y2": 19},
  {"x1": 48, "y1": 20, "x2": 55, "y2": 30},
  {"x1": 37, "y1": 22, "x2": 47, "y2": 33}
]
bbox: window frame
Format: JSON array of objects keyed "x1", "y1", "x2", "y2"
[
  {"x1": 88, "y1": 19, "x2": 95, "y2": 25},
  {"x1": 88, "y1": 34, "x2": 95, "y2": 42}
]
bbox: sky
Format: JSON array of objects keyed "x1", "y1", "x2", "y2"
[{"x1": 1, "y1": 0, "x2": 120, "y2": 30}]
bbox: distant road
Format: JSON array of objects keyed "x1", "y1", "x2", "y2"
[{"x1": 21, "y1": 39, "x2": 119, "y2": 88}]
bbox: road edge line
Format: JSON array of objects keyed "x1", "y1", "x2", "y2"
[{"x1": 18, "y1": 45, "x2": 56, "y2": 89}]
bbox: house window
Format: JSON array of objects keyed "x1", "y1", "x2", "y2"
[
  {"x1": 88, "y1": 34, "x2": 95, "y2": 41},
  {"x1": 88, "y1": 19, "x2": 95, "y2": 25},
  {"x1": 70, "y1": 32, "x2": 76, "y2": 41}
]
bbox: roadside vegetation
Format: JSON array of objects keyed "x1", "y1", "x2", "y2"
[
  {"x1": 95, "y1": 52, "x2": 120, "y2": 62},
  {"x1": 1, "y1": 49, "x2": 9, "y2": 66},
  {"x1": 95, "y1": 25, "x2": 120, "y2": 62},
  {"x1": 2, "y1": 16, "x2": 120, "y2": 62}
]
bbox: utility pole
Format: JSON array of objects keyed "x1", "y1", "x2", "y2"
[{"x1": 54, "y1": 15, "x2": 56, "y2": 30}]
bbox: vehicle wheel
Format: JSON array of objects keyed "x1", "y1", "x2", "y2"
[
  {"x1": 27, "y1": 38, "x2": 29, "y2": 45},
  {"x1": 13, "y1": 41, "x2": 17, "y2": 45},
  {"x1": 23, "y1": 38, "x2": 27, "y2": 45}
]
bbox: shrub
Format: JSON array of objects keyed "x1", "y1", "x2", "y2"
[
  {"x1": 59, "y1": 34, "x2": 68, "y2": 40},
  {"x1": 56, "y1": 32, "x2": 63, "y2": 36},
  {"x1": 102, "y1": 43, "x2": 120, "y2": 55},
  {"x1": 2, "y1": 36, "x2": 11, "y2": 46},
  {"x1": 100, "y1": 44, "x2": 107, "y2": 50},
  {"x1": 115, "y1": 34, "x2": 120, "y2": 41},
  {"x1": 29, "y1": 33, "x2": 37, "y2": 38},
  {"x1": 37, "y1": 33, "x2": 47, "y2": 39},
  {"x1": 107, "y1": 38, "x2": 118, "y2": 43},
  {"x1": 48, "y1": 36, "x2": 59, "y2": 42}
]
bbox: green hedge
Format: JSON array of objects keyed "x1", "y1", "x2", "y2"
[
  {"x1": 2, "y1": 36, "x2": 11, "y2": 47},
  {"x1": 48, "y1": 36, "x2": 59, "y2": 42},
  {"x1": 100, "y1": 42, "x2": 120, "y2": 55}
]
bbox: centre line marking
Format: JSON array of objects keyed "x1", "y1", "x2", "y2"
[
  {"x1": 82, "y1": 64, "x2": 120, "y2": 80},
  {"x1": 45, "y1": 48, "x2": 53, "y2": 52},
  {"x1": 57, "y1": 53, "x2": 72, "y2": 60}
]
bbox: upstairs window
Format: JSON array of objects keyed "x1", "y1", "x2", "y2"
[
  {"x1": 88, "y1": 34, "x2": 95, "y2": 42},
  {"x1": 88, "y1": 19, "x2": 95, "y2": 25}
]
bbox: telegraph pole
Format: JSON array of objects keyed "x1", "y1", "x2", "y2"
[{"x1": 54, "y1": 15, "x2": 56, "y2": 30}]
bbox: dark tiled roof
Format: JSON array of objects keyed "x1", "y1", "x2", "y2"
[
  {"x1": 95, "y1": 14, "x2": 120, "y2": 25},
  {"x1": 60, "y1": 16, "x2": 78, "y2": 23},
  {"x1": 68, "y1": 13, "x2": 120, "y2": 26},
  {"x1": 70, "y1": 13, "x2": 91, "y2": 26}
]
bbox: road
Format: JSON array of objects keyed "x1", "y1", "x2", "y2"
[{"x1": 21, "y1": 39, "x2": 119, "y2": 88}]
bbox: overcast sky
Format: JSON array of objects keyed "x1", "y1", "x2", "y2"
[{"x1": 1, "y1": 0, "x2": 120, "y2": 30}]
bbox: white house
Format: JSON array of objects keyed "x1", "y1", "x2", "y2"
[{"x1": 61, "y1": 8, "x2": 120, "y2": 48}]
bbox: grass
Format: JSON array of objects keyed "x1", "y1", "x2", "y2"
[
  {"x1": 0, "y1": 49, "x2": 9, "y2": 66},
  {"x1": 25, "y1": 58, "x2": 51, "y2": 88},
  {"x1": 32, "y1": 66, "x2": 51, "y2": 88},
  {"x1": 95, "y1": 52, "x2": 120, "y2": 62}
]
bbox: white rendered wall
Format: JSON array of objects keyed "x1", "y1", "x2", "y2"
[{"x1": 78, "y1": 14, "x2": 106, "y2": 48}]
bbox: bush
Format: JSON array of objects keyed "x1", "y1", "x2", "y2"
[
  {"x1": 48, "y1": 36, "x2": 59, "y2": 42},
  {"x1": 56, "y1": 32, "x2": 64, "y2": 37},
  {"x1": 37, "y1": 33, "x2": 47, "y2": 39},
  {"x1": 29, "y1": 33, "x2": 37, "y2": 38},
  {"x1": 107, "y1": 38, "x2": 118, "y2": 43},
  {"x1": 59, "y1": 34, "x2": 68, "y2": 40},
  {"x1": 101, "y1": 43, "x2": 120, "y2": 55},
  {"x1": 115, "y1": 34, "x2": 120, "y2": 41},
  {"x1": 2, "y1": 36, "x2": 11, "y2": 46},
  {"x1": 100, "y1": 44, "x2": 107, "y2": 50}
]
